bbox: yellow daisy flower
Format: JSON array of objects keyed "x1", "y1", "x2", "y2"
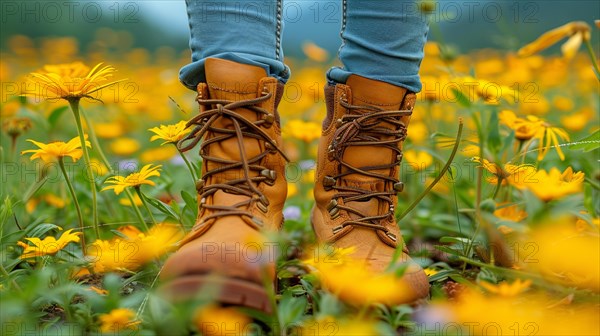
[
  {"x1": 17, "y1": 229, "x2": 81, "y2": 259},
  {"x1": 499, "y1": 110, "x2": 570, "y2": 160},
  {"x1": 21, "y1": 135, "x2": 91, "y2": 163},
  {"x1": 518, "y1": 21, "x2": 591, "y2": 59},
  {"x1": 101, "y1": 164, "x2": 161, "y2": 195},
  {"x1": 194, "y1": 305, "x2": 250, "y2": 336},
  {"x1": 473, "y1": 157, "x2": 536, "y2": 189},
  {"x1": 24, "y1": 62, "x2": 125, "y2": 101},
  {"x1": 148, "y1": 120, "x2": 190, "y2": 145},
  {"x1": 527, "y1": 167, "x2": 584, "y2": 202},
  {"x1": 98, "y1": 308, "x2": 140, "y2": 333},
  {"x1": 480, "y1": 279, "x2": 532, "y2": 297}
]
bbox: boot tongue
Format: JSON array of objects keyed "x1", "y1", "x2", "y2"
[
  {"x1": 341, "y1": 75, "x2": 407, "y2": 218},
  {"x1": 346, "y1": 75, "x2": 407, "y2": 111},
  {"x1": 205, "y1": 58, "x2": 266, "y2": 101},
  {"x1": 203, "y1": 58, "x2": 267, "y2": 206}
]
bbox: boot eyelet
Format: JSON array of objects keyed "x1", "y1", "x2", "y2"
[
  {"x1": 264, "y1": 141, "x2": 277, "y2": 154},
  {"x1": 322, "y1": 176, "x2": 336, "y2": 190},
  {"x1": 257, "y1": 202, "x2": 268, "y2": 213},
  {"x1": 263, "y1": 114, "x2": 275, "y2": 128},
  {"x1": 385, "y1": 232, "x2": 397, "y2": 241},
  {"x1": 332, "y1": 225, "x2": 344, "y2": 234},
  {"x1": 396, "y1": 153, "x2": 403, "y2": 162},
  {"x1": 199, "y1": 197, "x2": 206, "y2": 208},
  {"x1": 195, "y1": 179, "x2": 205, "y2": 192},
  {"x1": 335, "y1": 119, "x2": 343, "y2": 127},
  {"x1": 252, "y1": 216, "x2": 264, "y2": 227},
  {"x1": 326, "y1": 199, "x2": 339, "y2": 218},
  {"x1": 327, "y1": 145, "x2": 335, "y2": 160},
  {"x1": 260, "y1": 169, "x2": 277, "y2": 185},
  {"x1": 393, "y1": 182, "x2": 404, "y2": 193}
]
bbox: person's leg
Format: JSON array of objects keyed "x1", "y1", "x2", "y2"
[
  {"x1": 327, "y1": 0, "x2": 428, "y2": 92},
  {"x1": 179, "y1": 0, "x2": 290, "y2": 90},
  {"x1": 312, "y1": 0, "x2": 430, "y2": 303},
  {"x1": 162, "y1": 0, "x2": 290, "y2": 312}
]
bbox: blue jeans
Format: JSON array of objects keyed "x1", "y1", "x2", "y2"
[{"x1": 179, "y1": 0, "x2": 428, "y2": 93}]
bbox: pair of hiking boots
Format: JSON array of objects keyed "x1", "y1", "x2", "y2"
[{"x1": 160, "y1": 58, "x2": 429, "y2": 311}]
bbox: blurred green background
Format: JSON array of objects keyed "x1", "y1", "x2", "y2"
[{"x1": 2, "y1": 0, "x2": 599, "y2": 57}]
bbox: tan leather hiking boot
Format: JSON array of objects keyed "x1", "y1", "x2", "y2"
[
  {"x1": 160, "y1": 58, "x2": 288, "y2": 312},
  {"x1": 312, "y1": 75, "x2": 429, "y2": 302}
]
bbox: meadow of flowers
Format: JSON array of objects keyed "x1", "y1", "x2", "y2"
[{"x1": 0, "y1": 19, "x2": 599, "y2": 335}]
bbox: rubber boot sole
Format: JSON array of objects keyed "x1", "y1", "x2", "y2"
[{"x1": 161, "y1": 275, "x2": 272, "y2": 313}]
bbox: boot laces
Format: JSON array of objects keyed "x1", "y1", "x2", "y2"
[
  {"x1": 178, "y1": 89, "x2": 288, "y2": 229},
  {"x1": 327, "y1": 97, "x2": 411, "y2": 239}
]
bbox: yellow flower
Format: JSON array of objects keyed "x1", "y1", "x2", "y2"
[
  {"x1": 473, "y1": 157, "x2": 536, "y2": 189},
  {"x1": 479, "y1": 279, "x2": 532, "y2": 297},
  {"x1": 148, "y1": 120, "x2": 189, "y2": 145},
  {"x1": 527, "y1": 167, "x2": 584, "y2": 202},
  {"x1": 139, "y1": 146, "x2": 177, "y2": 163},
  {"x1": 88, "y1": 286, "x2": 108, "y2": 295},
  {"x1": 404, "y1": 150, "x2": 433, "y2": 171},
  {"x1": 87, "y1": 223, "x2": 182, "y2": 273},
  {"x1": 287, "y1": 182, "x2": 298, "y2": 197},
  {"x1": 529, "y1": 221, "x2": 599, "y2": 291},
  {"x1": 518, "y1": 21, "x2": 591, "y2": 59},
  {"x1": 109, "y1": 137, "x2": 140, "y2": 156},
  {"x1": 21, "y1": 135, "x2": 90, "y2": 163},
  {"x1": 406, "y1": 121, "x2": 428, "y2": 144},
  {"x1": 24, "y1": 62, "x2": 125, "y2": 101},
  {"x1": 194, "y1": 305, "x2": 250, "y2": 336},
  {"x1": 43, "y1": 194, "x2": 67, "y2": 208},
  {"x1": 119, "y1": 194, "x2": 143, "y2": 207},
  {"x1": 428, "y1": 288, "x2": 600, "y2": 335},
  {"x1": 302, "y1": 42, "x2": 329, "y2": 62},
  {"x1": 494, "y1": 203, "x2": 527, "y2": 222},
  {"x1": 17, "y1": 229, "x2": 81, "y2": 259},
  {"x1": 454, "y1": 76, "x2": 517, "y2": 104},
  {"x1": 283, "y1": 119, "x2": 322, "y2": 142},
  {"x1": 499, "y1": 110, "x2": 570, "y2": 160},
  {"x1": 499, "y1": 110, "x2": 540, "y2": 140},
  {"x1": 102, "y1": 164, "x2": 161, "y2": 195},
  {"x1": 304, "y1": 246, "x2": 414, "y2": 305},
  {"x1": 553, "y1": 96, "x2": 574, "y2": 111},
  {"x1": 424, "y1": 268, "x2": 439, "y2": 277},
  {"x1": 2, "y1": 117, "x2": 32, "y2": 137},
  {"x1": 94, "y1": 121, "x2": 125, "y2": 139},
  {"x1": 300, "y1": 317, "x2": 379, "y2": 336},
  {"x1": 98, "y1": 308, "x2": 140, "y2": 333},
  {"x1": 560, "y1": 108, "x2": 591, "y2": 132}
]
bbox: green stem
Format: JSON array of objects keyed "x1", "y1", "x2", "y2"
[
  {"x1": 68, "y1": 99, "x2": 100, "y2": 239},
  {"x1": 80, "y1": 109, "x2": 112, "y2": 173},
  {"x1": 126, "y1": 189, "x2": 149, "y2": 231},
  {"x1": 81, "y1": 110, "x2": 142, "y2": 225},
  {"x1": 0, "y1": 263, "x2": 21, "y2": 292},
  {"x1": 583, "y1": 39, "x2": 600, "y2": 80},
  {"x1": 398, "y1": 120, "x2": 464, "y2": 221},
  {"x1": 491, "y1": 176, "x2": 504, "y2": 200},
  {"x1": 58, "y1": 158, "x2": 86, "y2": 252},
  {"x1": 135, "y1": 187, "x2": 156, "y2": 225},
  {"x1": 176, "y1": 145, "x2": 197, "y2": 183}
]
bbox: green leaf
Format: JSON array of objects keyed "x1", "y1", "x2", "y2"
[
  {"x1": 278, "y1": 290, "x2": 307, "y2": 327},
  {"x1": 146, "y1": 197, "x2": 179, "y2": 221},
  {"x1": 451, "y1": 88, "x2": 472, "y2": 108},
  {"x1": 487, "y1": 109, "x2": 501, "y2": 153},
  {"x1": 47, "y1": 106, "x2": 69, "y2": 127},
  {"x1": 568, "y1": 129, "x2": 600, "y2": 152}
]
